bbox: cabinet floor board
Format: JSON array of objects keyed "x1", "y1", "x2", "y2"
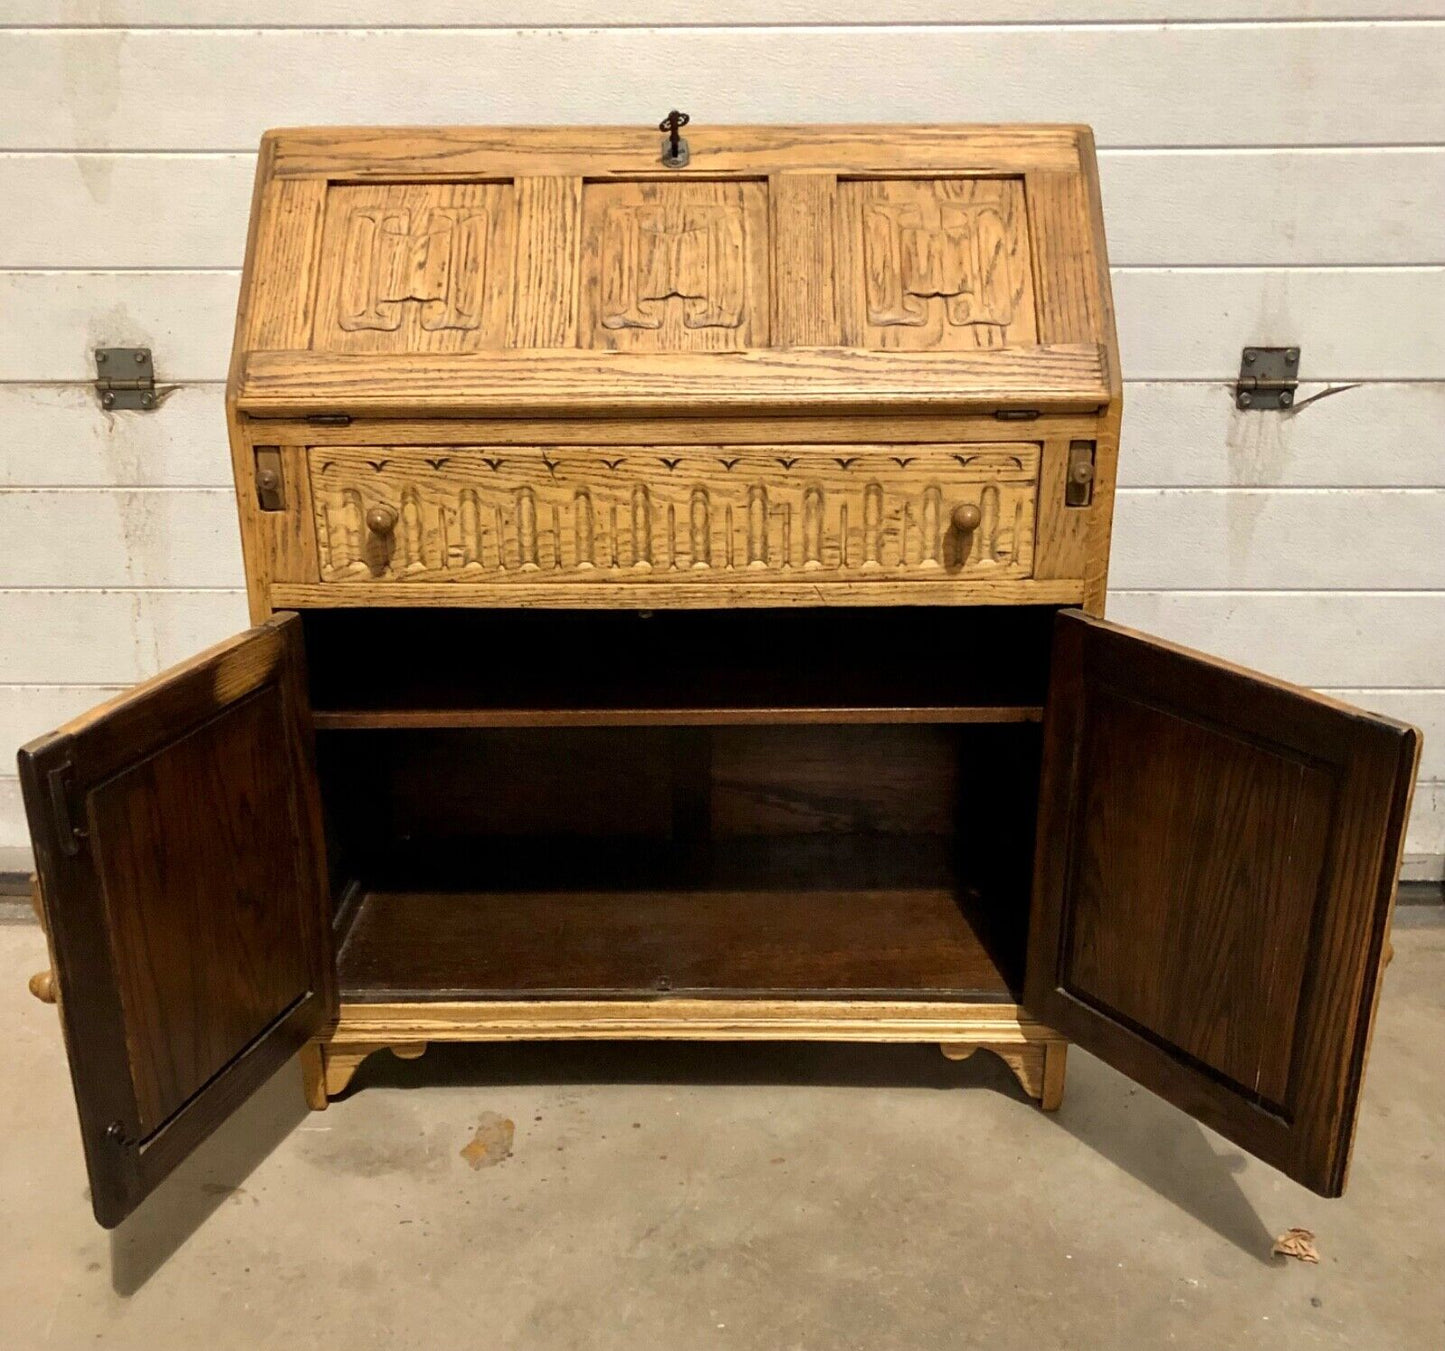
[{"x1": 336, "y1": 885, "x2": 1013, "y2": 1003}]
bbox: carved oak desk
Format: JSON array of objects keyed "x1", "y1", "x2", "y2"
[{"x1": 20, "y1": 124, "x2": 1419, "y2": 1227}]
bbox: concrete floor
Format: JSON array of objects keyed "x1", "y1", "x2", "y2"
[{"x1": 3, "y1": 919, "x2": 1442, "y2": 1351}]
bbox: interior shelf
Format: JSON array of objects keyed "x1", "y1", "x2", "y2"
[
  {"x1": 336, "y1": 881, "x2": 1014, "y2": 1003},
  {"x1": 311, "y1": 704, "x2": 1042, "y2": 730}
]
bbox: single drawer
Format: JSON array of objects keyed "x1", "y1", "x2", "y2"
[{"x1": 308, "y1": 443, "x2": 1039, "y2": 584}]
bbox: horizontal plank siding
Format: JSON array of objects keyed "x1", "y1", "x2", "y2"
[
  {"x1": 1, "y1": 13, "x2": 1442, "y2": 873},
  {"x1": 0, "y1": 385, "x2": 233, "y2": 487},
  {"x1": 9, "y1": 486, "x2": 1442, "y2": 591},
  {"x1": 1107, "y1": 592, "x2": 1445, "y2": 688},
  {"x1": 1110, "y1": 489, "x2": 1445, "y2": 590},
  {"x1": 1098, "y1": 149, "x2": 1445, "y2": 267},
  {"x1": 7, "y1": 149, "x2": 1445, "y2": 269},
  {"x1": 0, "y1": 271, "x2": 238, "y2": 382},
  {"x1": 1115, "y1": 383, "x2": 1445, "y2": 488},
  {"x1": 4, "y1": 27, "x2": 1444, "y2": 151},
  {"x1": 0, "y1": 685, "x2": 127, "y2": 761},
  {"x1": 5, "y1": 269, "x2": 1444, "y2": 383},
  {"x1": 0, "y1": 586, "x2": 1434, "y2": 690},
  {"x1": 0, "y1": 590, "x2": 248, "y2": 683},
  {"x1": 8, "y1": 6, "x2": 1445, "y2": 25},
  {"x1": 6, "y1": 382, "x2": 1443, "y2": 490},
  {"x1": 1114, "y1": 268, "x2": 1445, "y2": 380},
  {"x1": 3, "y1": 490, "x2": 245, "y2": 587}
]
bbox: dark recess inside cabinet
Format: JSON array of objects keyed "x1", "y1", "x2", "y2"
[{"x1": 301, "y1": 607, "x2": 1059, "y2": 1006}]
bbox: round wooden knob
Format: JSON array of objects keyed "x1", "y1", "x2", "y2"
[
  {"x1": 951, "y1": 503, "x2": 982, "y2": 534},
  {"x1": 256, "y1": 467, "x2": 280, "y2": 493},
  {"x1": 365, "y1": 505, "x2": 398, "y2": 537},
  {"x1": 28, "y1": 969, "x2": 56, "y2": 1004}
]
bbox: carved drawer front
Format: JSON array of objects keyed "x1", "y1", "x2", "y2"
[{"x1": 308, "y1": 444, "x2": 1039, "y2": 584}]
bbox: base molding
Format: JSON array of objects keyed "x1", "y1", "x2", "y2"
[{"x1": 302, "y1": 999, "x2": 1068, "y2": 1110}]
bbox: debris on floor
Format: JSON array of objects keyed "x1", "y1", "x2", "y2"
[
  {"x1": 461, "y1": 1112, "x2": 515, "y2": 1170},
  {"x1": 1271, "y1": 1228, "x2": 1320, "y2": 1263}
]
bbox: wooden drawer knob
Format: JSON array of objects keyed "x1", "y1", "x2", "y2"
[
  {"x1": 951, "y1": 503, "x2": 982, "y2": 534},
  {"x1": 365, "y1": 505, "x2": 398, "y2": 537},
  {"x1": 28, "y1": 969, "x2": 56, "y2": 1004}
]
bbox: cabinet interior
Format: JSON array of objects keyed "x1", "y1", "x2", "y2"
[{"x1": 304, "y1": 607, "x2": 1057, "y2": 1004}]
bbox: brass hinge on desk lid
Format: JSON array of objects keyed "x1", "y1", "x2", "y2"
[
  {"x1": 1236, "y1": 347, "x2": 1300, "y2": 410},
  {"x1": 94, "y1": 348, "x2": 157, "y2": 411}
]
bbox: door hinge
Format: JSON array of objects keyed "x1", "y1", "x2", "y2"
[
  {"x1": 254, "y1": 446, "x2": 285, "y2": 511},
  {"x1": 1066, "y1": 440, "x2": 1096, "y2": 507},
  {"x1": 1236, "y1": 346, "x2": 1300, "y2": 410},
  {"x1": 306, "y1": 413, "x2": 352, "y2": 427},
  {"x1": 46, "y1": 760, "x2": 87, "y2": 857},
  {"x1": 94, "y1": 348, "x2": 157, "y2": 411},
  {"x1": 994, "y1": 408, "x2": 1041, "y2": 421}
]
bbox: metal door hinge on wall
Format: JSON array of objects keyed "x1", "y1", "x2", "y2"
[
  {"x1": 94, "y1": 348, "x2": 157, "y2": 410},
  {"x1": 1236, "y1": 347, "x2": 1300, "y2": 410}
]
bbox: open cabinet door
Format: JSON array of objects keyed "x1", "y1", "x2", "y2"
[
  {"x1": 19, "y1": 614, "x2": 334, "y2": 1227},
  {"x1": 1026, "y1": 610, "x2": 1419, "y2": 1197}
]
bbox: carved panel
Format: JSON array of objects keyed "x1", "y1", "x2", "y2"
[
  {"x1": 312, "y1": 183, "x2": 514, "y2": 353},
  {"x1": 308, "y1": 445, "x2": 1038, "y2": 584},
  {"x1": 837, "y1": 178, "x2": 1038, "y2": 351},
  {"x1": 580, "y1": 181, "x2": 770, "y2": 351}
]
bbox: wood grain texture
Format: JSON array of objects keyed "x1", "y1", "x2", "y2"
[
  {"x1": 236, "y1": 345, "x2": 1110, "y2": 419},
  {"x1": 16, "y1": 615, "x2": 333, "y2": 1226},
  {"x1": 270, "y1": 578, "x2": 1085, "y2": 609},
  {"x1": 770, "y1": 173, "x2": 838, "y2": 346},
  {"x1": 508, "y1": 176, "x2": 583, "y2": 348},
  {"x1": 83, "y1": 683, "x2": 314, "y2": 1133},
  {"x1": 327, "y1": 998, "x2": 1058, "y2": 1045},
  {"x1": 310, "y1": 181, "x2": 515, "y2": 354},
  {"x1": 940, "y1": 1041, "x2": 1065, "y2": 1108},
  {"x1": 109, "y1": 483, "x2": 1445, "y2": 595},
  {"x1": 265, "y1": 126, "x2": 1086, "y2": 179},
  {"x1": 303, "y1": 444, "x2": 1039, "y2": 585},
  {"x1": 836, "y1": 177, "x2": 1037, "y2": 351},
  {"x1": 1026, "y1": 610, "x2": 1421, "y2": 1196},
  {"x1": 336, "y1": 886, "x2": 1014, "y2": 1001},
  {"x1": 1026, "y1": 170, "x2": 1100, "y2": 349},
  {"x1": 578, "y1": 179, "x2": 770, "y2": 352},
  {"x1": 239, "y1": 177, "x2": 325, "y2": 353}
]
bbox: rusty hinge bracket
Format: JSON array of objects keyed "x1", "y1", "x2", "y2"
[
  {"x1": 1236, "y1": 346, "x2": 1300, "y2": 410},
  {"x1": 46, "y1": 760, "x2": 87, "y2": 857},
  {"x1": 94, "y1": 347, "x2": 157, "y2": 411}
]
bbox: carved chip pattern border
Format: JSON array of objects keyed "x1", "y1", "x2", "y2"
[{"x1": 309, "y1": 446, "x2": 1040, "y2": 583}]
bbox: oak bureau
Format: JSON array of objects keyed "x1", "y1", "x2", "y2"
[{"x1": 21, "y1": 123, "x2": 1419, "y2": 1227}]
